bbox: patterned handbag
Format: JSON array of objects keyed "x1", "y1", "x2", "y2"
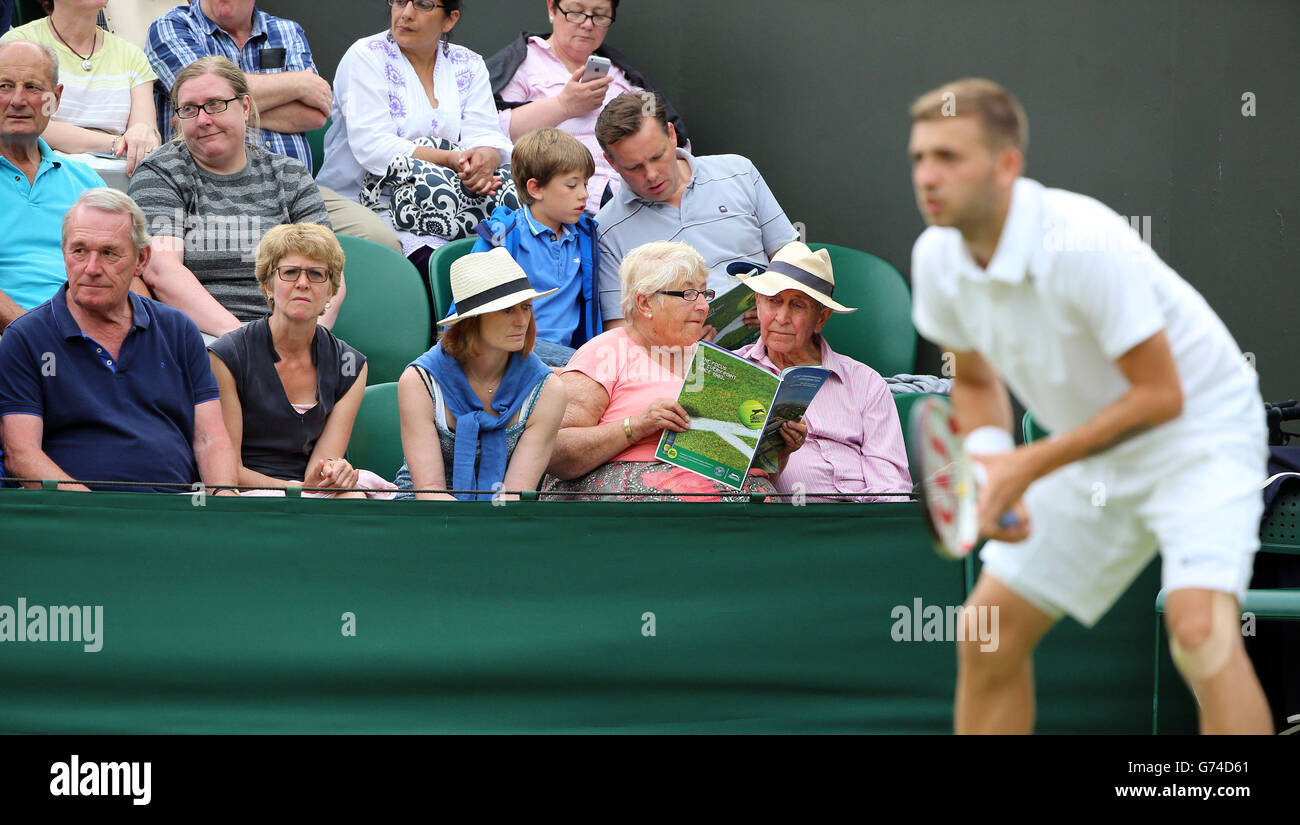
[{"x1": 359, "y1": 136, "x2": 520, "y2": 240}]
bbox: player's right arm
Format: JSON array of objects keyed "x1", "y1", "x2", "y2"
[{"x1": 950, "y1": 349, "x2": 1014, "y2": 435}]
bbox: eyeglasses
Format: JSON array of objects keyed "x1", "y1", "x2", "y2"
[
  {"x1": 175, "y1": 95, "x2": 242, "y2": 119},
  {"x1": 656, "y1": 288, "x2": 715, "y2": 303},
  {"x1": 275, "y1": 266, "x2": 331, "y2": 284},
  {"x1": 555, "y1": 3, "x2": 615, "y2": 27},
  {"x1": 387, "y1": 0, "x2": 446, "y2": 11}
]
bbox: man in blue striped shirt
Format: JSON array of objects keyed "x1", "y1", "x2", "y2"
[{"x1": 145, "y1": 0, "x2": 327, "y2": 169}]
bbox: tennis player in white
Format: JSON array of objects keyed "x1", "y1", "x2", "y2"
[{"x1": 908, "y1": 78, "x2": 1272, "y2": 734}]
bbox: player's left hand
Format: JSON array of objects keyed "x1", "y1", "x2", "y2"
[
  {"x1": 972, "y1": 448, "x2": 1034, "y2": 542},
  {"x1": 742, "y1": 307, "x2": 760, "y2": 328}
]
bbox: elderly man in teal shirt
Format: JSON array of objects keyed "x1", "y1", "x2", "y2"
[{"x1": 0, "y1": 40, "x2": 104, "y2": 333}]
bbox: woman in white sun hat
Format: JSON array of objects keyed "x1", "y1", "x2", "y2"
[
  {"x1": 734, "y1": 241, "x2": 912, "y2": 503},
  {"x1": 395, "y1": 247, "x2": 568, "y2": 500}
]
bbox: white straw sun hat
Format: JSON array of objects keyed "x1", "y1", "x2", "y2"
[
  {"x1": 437, "y1": 247, "x2": 558, "y2": 327},
  {"x1": 726, "y1": 241, "x2": 857, "y2": 313}
]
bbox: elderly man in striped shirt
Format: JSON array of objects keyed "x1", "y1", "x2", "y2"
[{"x1": 734, "y1": 242, "x2": 912, "y2": 502}]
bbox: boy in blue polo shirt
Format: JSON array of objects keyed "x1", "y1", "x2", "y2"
[{"x1": 470, "y1": 128, "x2": 600, "y2": 367}]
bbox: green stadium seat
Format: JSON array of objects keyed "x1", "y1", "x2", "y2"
[
  {"x1": 306, "y1": 117, "x2": 331, "y2": 178},
  {"x1": 1022, "y1": 410, "x2": 1050, "y2": 444},
  {"x1": 892, "y1": 391, "x2": 939, "y2": 459},
  {"x1": 345, "y1": 382, "x2": 404, "y2": 483},
  {"x1": 331, "y1": 234, "x2": 431, "y2": 385},
  {"x1": 809, "y1": 242, "x2": 916, "y2": 377},
  {"x1": 1261, "y1": 481, "x2": 1300, "y2": 556},
  {"x1": 13, "y1": 0, "x2": 43, "y2": 26},
  {"x1": 427, "y1": 237, "x2": 475, "y2": 324}
]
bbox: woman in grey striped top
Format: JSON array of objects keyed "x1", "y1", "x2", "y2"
[{"x1": 128, "y1": 56, "x2": 335, "y2": 340}]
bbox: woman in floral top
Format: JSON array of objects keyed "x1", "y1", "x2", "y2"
[{"x1": 316, "y1": 0, "x2": 513, "y2": 269}]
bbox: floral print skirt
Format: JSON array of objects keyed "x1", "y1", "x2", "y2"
[{"x1": 541, "y1": 462, "x2": 777, "y2": 502}]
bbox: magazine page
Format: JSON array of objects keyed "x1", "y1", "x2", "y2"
[
  {"x1": 704, "y1": 285, "x2": 760, "y2": 351},
  {"x1": 655, "y1": 342, "x2": 781, "y2": 490},
  {"x1": 750, "y1": 366, "x2": 831, "y2": 474}
]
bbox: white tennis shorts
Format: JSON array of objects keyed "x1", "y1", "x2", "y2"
[{"x1": 980, "y1": 432, "x2": 1266, "y2": 627}]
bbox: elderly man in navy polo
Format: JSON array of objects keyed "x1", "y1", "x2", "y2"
[{"x1": 0, "y1": 188, "x2": 238, "y2": 494}]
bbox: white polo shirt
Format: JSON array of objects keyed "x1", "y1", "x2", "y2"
[{"x1": 911, "y1": 177, "x2": 1263, "y2": 456}]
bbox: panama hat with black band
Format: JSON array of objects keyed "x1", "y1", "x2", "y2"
[
  {"x1": 726, "y1": 241, "x2": 857, "y2": 313},
  {"x1": 438, "y1": 247, "x2": 559, "y2": 327}
]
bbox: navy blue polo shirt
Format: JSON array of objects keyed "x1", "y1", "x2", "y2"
[{"x1": 0, "y1": 285, "x2": 220, "y2": 492}]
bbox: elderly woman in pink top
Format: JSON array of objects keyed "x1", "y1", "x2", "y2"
[
  {"x1": 545, "y1": 241, "x2": 802, "y2": 501},
  {"x1": 487, "y1": 0, "x2": 690, "y2": 215},
  {"x1": 735, "y1": 242, "x2": 913, "y2": 503}
]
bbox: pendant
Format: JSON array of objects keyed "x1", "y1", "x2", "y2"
[{"x1": 81, "y1": 59, "x2": 93, "y2": 71}]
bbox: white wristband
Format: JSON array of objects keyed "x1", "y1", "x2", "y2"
[{"x1": 964, "y1": 426, "x2": 1015, "y2": 455}]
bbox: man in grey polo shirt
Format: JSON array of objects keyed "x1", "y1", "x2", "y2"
[{"x1": 594, "y1": 92, "x2": 797, "y2": 330}]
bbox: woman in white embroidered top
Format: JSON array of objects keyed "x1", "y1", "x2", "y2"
[{"x1": 316, "y1": 0, "x2": 514, "y2": 274}]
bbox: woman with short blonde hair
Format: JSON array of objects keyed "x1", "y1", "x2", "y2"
[{"x1": 208, "y1": 224, "x2": 387, "y2": 498}]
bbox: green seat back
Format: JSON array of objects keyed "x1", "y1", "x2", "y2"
[
  {"x1": 332, "y1": 234, "x2": 431, "y2": 385},
  {"x1": 1260, "y1": 484, "x2": 1300, "y2": 555},
  {"x1": 810, "y1": 242, "x2": 916, "y2": 377},
  {"x1": 892, "y1": 391, "x2": 939, "y2": 459},
  {"x1": 14, "y1": 0, "x2": 43, "y2": 26},
  {"x1": 345, "y1": 382, "x2": 404, "y2": 482},
  {"x1": 427, "y1": 237, "x2": 476, "y2": 324},
  {"x1": 305, "y1": 117, "x2": 331, "y2": 178},
  {"x1": 1022, "y1": 410, "x2": 1051, "y2": 444}
]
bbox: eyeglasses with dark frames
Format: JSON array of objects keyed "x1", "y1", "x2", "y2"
[
  {"x1": 656, "y1": 288, "x2": 715, "y2": 303},
  {"x1": 554, "y1": 2, "x2": 615, "y2": 27},
  {"x1": 387, "y1": 0, "x2": 446, "y2": 12},
  {"x1": 175, "y1": 95, "x2": 242, "y2": 119},
  {"x1": 275, "y1": 266, "x2": 331, "y2": 284}
]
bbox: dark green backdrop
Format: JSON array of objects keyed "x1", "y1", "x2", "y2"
[
  {"x1": 0, "y1": 491, "x2": 1198, "y2": 733},
  {"x1": 265, "y1": 0, "x2": 1299, "y2": 401}
]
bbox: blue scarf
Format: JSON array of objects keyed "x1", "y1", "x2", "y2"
[{"x1": 411, "y1": 343, "x2": 551, "y2": 500}]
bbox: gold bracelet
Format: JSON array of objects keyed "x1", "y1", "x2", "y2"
[{"x1": 623, "y1": 416, "x2": 635, "y2": 443}]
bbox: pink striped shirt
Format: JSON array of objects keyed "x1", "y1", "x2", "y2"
[
  {"x1": 736, "y1": 336, "x2": 912, "y2": 502},
  {"x1": 498, "y1": 36, "x2": 640, "y2": 215}
]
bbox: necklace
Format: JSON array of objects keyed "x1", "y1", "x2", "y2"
[
  {"x1": 469, "y1": 374, "x2": 499, "y2": 395},
  {"x1": 49, "y1": 18, "x2": 98, "y2": 71}
]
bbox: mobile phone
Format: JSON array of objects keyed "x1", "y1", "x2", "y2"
[{"x1": 581, "y1": 55, "x2": 611, "y2": 82}]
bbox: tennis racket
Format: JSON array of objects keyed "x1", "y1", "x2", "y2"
[{"x1": 908, "y1": 395, "x2": 1018, "y2": 560}]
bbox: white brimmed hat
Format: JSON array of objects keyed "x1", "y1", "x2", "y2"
[
  {"x1": 727, "y1": 242, "x2": 857, "y2": 313},
  {"x1": 438, "y1": 247, "x2": 558, "y2": 327}
]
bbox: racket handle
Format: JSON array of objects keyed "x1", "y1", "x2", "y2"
[{"x1": 996, "y1": 510, "x2": 1021, "y2": 529}]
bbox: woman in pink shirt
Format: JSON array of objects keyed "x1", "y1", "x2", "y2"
[
  {"x1": 487, "y1": 0, "x2": 690, "y2": 215},
  {"x1": 545, "y1": 241, "x2": 802, "y2": 501},
  {"x1": 735, "y1": 242, "x2": 913, "y2": 503}
]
